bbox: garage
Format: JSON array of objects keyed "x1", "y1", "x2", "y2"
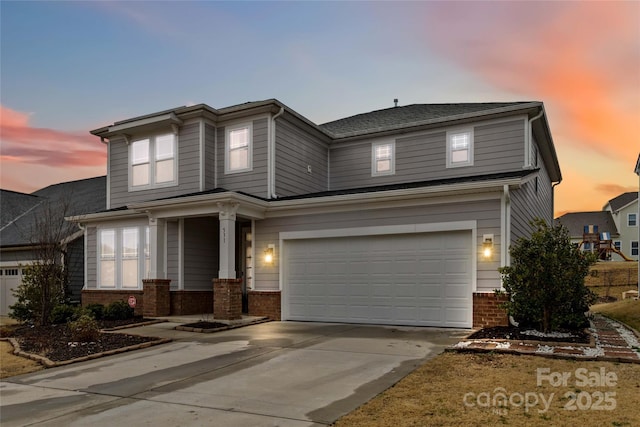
[
  {"x1": 283, "y1": 230, "x2": 473, "y2": 328},
  {"x1": 0, "y1": 267, "x2": 22, "y2": 316}
]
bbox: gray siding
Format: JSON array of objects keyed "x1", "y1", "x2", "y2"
[
  {"x1": 0, "y1": 249, "x2": 38, "y2": 264},
  {"x1": 254, "y1": 198, "x2": 503, "y2": 293},
  {"x1": 330, "y1": 119, "x2": 526, "y2": 190},
  {"x1": 66, "y1": 237, "x2": 84, "y2": 301},
  {"x1": 204, "y1": 123, "x2": 216, "y2": 190},
  {"x1": 216, "y1": 118, "x2": 269, "y2": 198},
  {"x1": 86, "y1": 226, "x2": 97, "y2": 289},
  {"x1": 275, "y1": 117, "x2": 329, "y2": 196},
  {"x1": 167, "y1": 220, "x2": 179, "y2": 290},
  {"x1": 109, "y1": 123, "x2": 201, "y2": 209},
  {"x1": 183, "y1": 217, "x2": 218, "y2": 291},
  {"x1": 510, "y1": 137, "x2": 554, "y2": 243}
]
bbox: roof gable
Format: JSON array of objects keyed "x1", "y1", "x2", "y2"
[
  {"x1": 555, "y1": 211, "x2": 619, "y2": 237},
  {"x1": 606, "y1": 192, "x2": 638, "y2": 212}
]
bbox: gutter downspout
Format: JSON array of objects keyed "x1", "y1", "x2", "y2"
[
  {"x1": 526, "y1": 109, "x2": 544, "y2": 168},
  {"x1": 269, "y1": 107, "x2": 285, "y2": 199},
  {"x1": 552, "y1": 180, "x2": 562, "y2": 224},
  {"x1": 502, "y1": 184, "x2": 511, "y2": 268}
]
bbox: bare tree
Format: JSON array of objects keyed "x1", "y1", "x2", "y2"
[{"x1": 9, "y1": 192, "x2": 78, "y2": 325}]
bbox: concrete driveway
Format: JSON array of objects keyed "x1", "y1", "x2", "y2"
[{"x1": 1, "y1": 321, "x2": 467, "y2": 426}]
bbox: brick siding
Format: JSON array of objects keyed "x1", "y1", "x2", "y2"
[
  {"x1": 170, "y1": 291, "x2": 213, "y2": 315},
  {"x1": 248, "y1": 291, "x2": 281, "y2": 320},
  {"x1": 473, "y1": 292, "x2": 509, "y2": 328},
  {"x1": 82, "y1": 290, "x2": 144, "y2": 316},
  {"x1": 143, "y1": 279, "x2": 171, "y2": 317}
]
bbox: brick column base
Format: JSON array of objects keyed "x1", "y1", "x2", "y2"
[
  {"x1": 473, "y1": 292, "x2": 509, "y2": 328},
  {"x1": 248, "y1": 291, "x2": 281, "y2": 320},
  {"x1": 213, "y1": 278, "x2": 242, "y2": 320},
  {"x1": 143, "y1": 279, "x2": 171, "y2": 317}
]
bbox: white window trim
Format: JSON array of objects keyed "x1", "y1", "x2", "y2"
[
  {"x1": 97, "y1": 226, "x2": 150, "y2": 290},
  {"x1": 613, "y1": 240, "x2": 621, "y2": 250},
  {"x1": 446, "y1": 127, "x2": 474, "y2": 168},
  {"x1": 128, "y1": 133, "x2": 178, "y2": 191},
  {"x1": 631, "y1": 241, "x2": 639, "y2": 256},
  {"x1": 628, "y1": 213, "x2": 637, "y2": 227},
  {"x1": 225, "y1": 122, "x2": 253, "y2": 174},
  {"x1": 371, "y1": 141, "x2": 395, "y2": 176}
]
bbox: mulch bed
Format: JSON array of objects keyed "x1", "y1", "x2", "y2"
[
  {"x1": 180, "y1": 321, "x2": 229, "y2": 329},
  {"x1": 1, "y1": 317, "x2": 159, "y2": 362},
  {"x1": 467, "y1": 325, "x2": 591, "y2": 344}
]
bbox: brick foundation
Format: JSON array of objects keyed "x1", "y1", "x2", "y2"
[
  {"x1": 82, "y1": 290, "x2": 144, "y2": 316},
  {"x1": 143, "y1": 279, "x2": 171, "y2": 317},
  {"x1": 473, "y1": 292, "x2": 509, "y2": 328},
  {"x1": 170, "y1": 291, "x2": 213, "y2": 315},
  {"x1": 248, "y1": 290, "x2": 281, "y2": 320},
  {"x1": 213, "y1": 278, "x2": 242, "y2": 320}
]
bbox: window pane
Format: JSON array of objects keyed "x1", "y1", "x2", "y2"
[
  {"x1": 155, "y1": 134, "x2": 174, "y2": 160},
  {"x1": 451, "y1": 134, "x2": 469, "y2": 150},
  {"x1": 100, "y1": 260, "x2": 115, "y2": 287},
  {"x1": 629, "y1": 214, "x2": 637, "y2": 226},
  {"x1": 122, "y1": 228, "x2": 138, "y2": 257},
  {"x1": 451, "y1": 149, "x2": 469, "y2": 163},
  {"x1": 132, "y1": 163, "x2": 150, "y2": 186},
  {"x1": 230, "y1": 147, "x2": 248, "y2": 170},
  {"x1": 132, "y1": 139, "x2": 149, "y2": 164},
  {"x1": 229, "y1": 128, "x2": 249, "y2": 149},
  {"x1": 155, "y1": 159, "x2": 175, "y2": 183},
  {"x1": 101, "y1": 230, "x2": 115, "y2": 258},
  {"x1": 122, "y1": 259, "x2": 138, "y2": 288},
  {"x1": 376, "y1": 144, "x2": 391, "y2": 159},
  {"x1": 377, "y1": 159, "x2": 391, "y2": 172}
]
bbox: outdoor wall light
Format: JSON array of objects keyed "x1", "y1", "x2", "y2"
[
  {"x1": 264, "y1": 244, "x2": 275, "y2": 264},
  {"x1": 482, "y1": 234, "x2": 494, "y2": 259}
]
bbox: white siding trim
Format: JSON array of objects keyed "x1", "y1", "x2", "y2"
[
  {"x1": 199, "y1": 120, "x2": 205, "y2": 192},
  {"x1": 106, "y1": 142, "x2": 111, "y2": 210}
]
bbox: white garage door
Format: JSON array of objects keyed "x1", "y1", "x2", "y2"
[
  {"x1": 0, "y1": 268, "x2": 22, "y2": 316},
  {"x1": 284, "y1": 231, "x2": 472, "y2": 328}
]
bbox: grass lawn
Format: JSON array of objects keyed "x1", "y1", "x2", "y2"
[
  {"x1": 333, "y1": 352, "x2": 640, "y2": 427},
  {"x1": 591, "y1": 299, "x2": 640, "y2": 332},
  {"x1": 0, "y1": 340, "x2": 43, "y2": 379}
]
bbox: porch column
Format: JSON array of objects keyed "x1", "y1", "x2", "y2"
[
  {"x1": 148, "y1": 216, "x2": 167, "y2": 279},
  {"x1": 218, "y1": 202, "x2": 239, "y2": 279}
]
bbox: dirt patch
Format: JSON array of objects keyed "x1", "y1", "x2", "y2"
[
  {"x1": 333, "y1": 352, "x2": 640, "y2": 427},
  {"x1": 467, "y1": 326, "x2": 591, "y2": 344}
]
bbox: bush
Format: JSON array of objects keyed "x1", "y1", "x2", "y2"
[
  {"x1": 50, "y1": 305, "x2": 77, "y2": 324},
  {"x1": 498, "y1": 219, "x2": 597, "y2": 332},
  {"x1": 68, "y1": 314, "x2": 100, "y2": 342},
  {"x1": 85, "y1": 303, "x2": 105, "y2": 320},
  {"x1": 104, "y1": 301, "x2": 134, "y2": 321},
  {"x1": 9, "y1": 264, "x2": 66, "y2": 325}
]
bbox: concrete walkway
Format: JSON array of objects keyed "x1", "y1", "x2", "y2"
[
  {"x1": 450, "y1": 314, "x2": 640, "y2": 363},
  {"x1": 0, "y1": 321, "x2": 467, "y2": 427}
]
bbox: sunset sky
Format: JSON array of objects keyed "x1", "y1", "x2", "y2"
[{"x1": 1, "y1": 1, "x2": 638, "y2": 216}]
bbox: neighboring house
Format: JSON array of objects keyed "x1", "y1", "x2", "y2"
[
  {"x1": 0, "y1": 177, "x2": 106, "y2": 315},
  {"x1": 68, "y1": 99, "x2": 561, "y2": 328},
  {"x1": 604, "y1": 192, "x2": 639, "y2": 261},
  {"x1": 555, "y1": 211, "x2": 620, "y2": 256}
]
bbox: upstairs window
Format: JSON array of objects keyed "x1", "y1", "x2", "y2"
[
  {"x1": 226, "y1": 123, "x2": 252, "y2": 173},
  {"x1": 628, "y1": 213, "x2": 637, "y2": 227},
  {"x1": 372, "y1": 142, "x2": 395, "y2": 176},
  {"x1": 130, "y1": 133, "x2": 177, "y2": 190},
  {"x1": 446, "y1": 128, "x2": 474, "y2": 168}
]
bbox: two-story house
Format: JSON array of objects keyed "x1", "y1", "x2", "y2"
[
  {"x1": 604, "y1": 192, "x2": 639, "y2": 261},
  {"x1": 69, "y1": 99, "x2": 561, "y2": 328}
]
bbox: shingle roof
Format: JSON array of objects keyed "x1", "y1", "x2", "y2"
[
  {"x1": 555, "y1": 211, "x2": 619, "y2": 238},
  {"x1": 319, "y1": 102, "x2": 534, "y2": 138},
  {"x1": 606, "y1": 192, "x2": 638, "y2": 212},
  {"x1": 0, "y1": 176, "x2": 106, "y2": 247},
  {"x1": 0, "y1": 190, "x2": 41, "y2": 229}
]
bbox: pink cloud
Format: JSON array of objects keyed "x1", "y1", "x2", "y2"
[
  {"x1": 0, "y1": 105, "x2": 106, "y2": 168},
  {"x1": 415, "y1": 2, "x2": 639, "y2": 163}
]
